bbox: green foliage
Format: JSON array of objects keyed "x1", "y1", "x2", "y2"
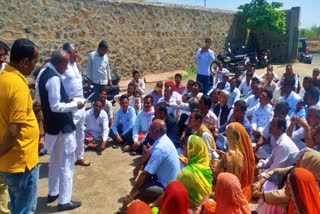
[
  {"x1": 168, "y1": 65, "x2": 197, "y2": 80},
  {"x1": 237, "y1": 0, "x2": 286, "y2": 34},
  {"x1": 300, "y1": 25, "x2": 320, "y2": 38}
]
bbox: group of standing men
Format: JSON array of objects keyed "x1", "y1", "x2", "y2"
[{"x1": 0, "y1": 39, "x2": 113, "y2": 213}]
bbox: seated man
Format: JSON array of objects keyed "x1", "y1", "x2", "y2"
[
  {"x1": 149, "y1": 81, "x2": 163, "y2": 107},
  {"x1": 113, "y1": 82, "x2": 135, "y2": 104},
  {"x1": 124, "y1": 119, "x2": 180, "y2": 204},
  {"x1": 84, "y1": 98, "x2": 109, "y2": 151},
  {"x1": 250, "y1": 89, "x2": 274, "y2": 142},
  {"x1": 188, "y1": 109, "x2": 216, "y2": 152},
  {"x1": 98, "y1": 88, "x2": 114, "y2": 129},
  {"x1": 173, "y1": 73, "x2": 186, "y2": 94},
  {"x1": 110, "y1": 95, "x2": 136, "y2": 146},
  {"x1": 125, "y1": 95, "x2": 155, "y2": 153},
  {"x1": 129, "y1": 69, "x2": 145, "y2": 95}
]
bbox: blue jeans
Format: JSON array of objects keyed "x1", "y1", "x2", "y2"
[
  {"x1": 196, "y1": 74, "x2": 210, "y2": 94},
  {"x1": 0, "y1": 165, "x2": 39, "y2": 214}
]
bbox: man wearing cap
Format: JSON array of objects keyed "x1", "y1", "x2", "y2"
[{"x1": 87, "y1": 40, "x2": 112, "y2": 101}]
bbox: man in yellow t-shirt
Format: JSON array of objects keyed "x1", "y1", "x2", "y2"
[
  {"x1": 0, "y1": 38, "x2": 39, "y2": 214},
  {"x1": 0, "y1": 40, "x2": 10, "y2": 214}
]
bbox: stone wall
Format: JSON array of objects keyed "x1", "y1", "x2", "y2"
[{"x1": 0, "y1": 0, "x2": 247, "y2": 77}]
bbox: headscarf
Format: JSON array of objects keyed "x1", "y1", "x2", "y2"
[
  {"x1": 127, "y1": 200, "x2": 152, "y2": 214},
  {"x1": 299, "y1": 148, "x2": 320, "y2": 182},
  {"x1": 287, "y1": 168, "x2": 320, "y2": 214},
  {"x1": 215, "y1": 172, "x2": 251, "y2": 214},
  {"x1": 159, "y1": 181, "x2": 189, "y2": 214},
  {"x1": 225, "y1": 122, "x2": 255, "y2": 201},
  {"x1": 176, "y1": 135, "x2": 212, "y2": 207},
  {"x1": 165, "y1": 81, "x2": 175, "y2": 88}
]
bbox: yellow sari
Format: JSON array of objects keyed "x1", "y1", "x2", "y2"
[
  {"x1": 177, "y1": 135, "x2": 212, "y2": 207},
  {"x1": 225, "y1": 122, "x2": 255, "y2": 201}
]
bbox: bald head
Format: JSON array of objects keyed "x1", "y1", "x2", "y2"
[
  {"x1": 50, "y1": 49, "x2": 70, "y2": 74},
  {"x1": 149, "y1": 119, "x2": 167, "y2": 140}
]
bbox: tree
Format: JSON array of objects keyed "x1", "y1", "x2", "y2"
[{"x1": 237, "y1": 0, "x2": 286, "y2": 34}]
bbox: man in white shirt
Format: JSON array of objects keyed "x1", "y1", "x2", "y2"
[
  {"x1": 62, "y1": 43, "x2": 90, "y2": 166},
  {"x1": 39, "y1": 49, "x2": 85, "y2": 211},
  {"x1": 279, "y1": 76, "x2": 302, "y2": 117},
  {"x1": 214, "y1": 63, "x2": 229, "y2": 84},
  {"x1": 228, "y1": 77, "x2": 241, "y2": 107},
  {"x1": 245, "y1": 83, "x2": 262, "y2": 117},
  {"x1": 87, "y1": 40, "x2": 112, "y2": 101},
  {"x1": 195, "y1": 37, "x2": 215, "y2": 94},
  {"x1": 251, "y1": 89, "x2": 274, "y2": 141},
  {"x1": 158, "y1": 86, "x2": 177, "y2": 117},
  {"x1": 256, "y1": 115, "x2": 299, "y2": 213},
  {"x1": 84, "y1": 98, "x2": 109, "y2": 151}
]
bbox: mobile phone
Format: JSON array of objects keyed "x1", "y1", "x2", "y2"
[{"x1": 210, "y1": 149, "x2": 220, "y2": 160}]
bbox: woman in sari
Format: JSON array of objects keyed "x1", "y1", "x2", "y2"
[
  {"x1": 252, "y1": 148, "x2": 320, "y2": 210},
  {"x1": 195, "y1": 172, "x2": 251, "y2": 214},
  {"x1": 176, "y1": 135, "x2": 213, "y2": 209},
  {"x1": 217, "y1": 122, "x2": 255, "y2": 201},
  {"x1": 148, "y1": 180, "x2": 190, "y2": 214},
  {"x1": 285, "y1": 167, "x2": 320, "y2": 214}
]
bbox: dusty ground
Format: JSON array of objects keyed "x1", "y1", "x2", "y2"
[{"x1": 35, "y1": 61, "x2": 320, "y2": 214}]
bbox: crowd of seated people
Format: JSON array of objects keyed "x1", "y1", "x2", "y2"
[
  {"x1": 2, "y1": 37, "x2": 320, "y2": 214},
  {"x1": 33, "y1": 59, "x2": 320, "y2": 213},
  {"x1": 115, "y1": 64, "x2": 320, "y2": 213}
]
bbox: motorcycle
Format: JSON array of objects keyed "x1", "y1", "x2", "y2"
[
  {"x1": 210, "y1": 43, "x2": 247, "y2": 73},
  {"x1": 232, "y1": 46, "x2": 259, "y2": 66},
  {"x1": 83, "y1": 74, "x2": 121, "y2": 102},
  {"x1": 258, "y1": 49, "x2": 271, "y2": 68}
]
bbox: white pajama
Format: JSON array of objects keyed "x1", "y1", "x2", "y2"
[
  {"x1": 74, "y1": 108, "x2": 86, "y2": 160},
  {"x1": 47, "y1": 131, "x2": 76, "y2": 205}
]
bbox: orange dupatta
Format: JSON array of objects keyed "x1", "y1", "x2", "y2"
[
  {"x1": 287, "y1": 167, "x2": 320, "y2": 214},
  {"x1": 225, "y1": 122, "x2": 255, "y2": 201},
  {"x1": 215, "y1": 172, "x2": 251, "y2": 214}
]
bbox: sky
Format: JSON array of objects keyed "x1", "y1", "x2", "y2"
[{"x1": 147, "y1": 0, "x2": 320, "y2": 29}]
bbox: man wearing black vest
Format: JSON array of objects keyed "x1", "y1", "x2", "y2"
[{"x1": 39, "y1": 49, "x2": 85, "y2": 212}]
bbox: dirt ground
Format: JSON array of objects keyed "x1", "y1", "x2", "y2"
[{"x1": 35, "y1": 61, "x2": 320, "y2": 214}]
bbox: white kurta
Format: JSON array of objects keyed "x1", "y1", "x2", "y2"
[{"x1": 41, "y1": 63, "x2": 79, "y2": 205}]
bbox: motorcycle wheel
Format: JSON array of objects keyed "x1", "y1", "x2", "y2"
[{"x1": 210, "y1": 61, "x2": 219, "y2": 72}]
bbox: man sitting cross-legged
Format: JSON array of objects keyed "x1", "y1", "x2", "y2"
[
  {"x1": 84, "y1": 98, "x2": 109, "y2": 152},
  {"x1": 124, "y1": 95, "x2": 155, "y2": 153},
  {"x1": 110, "y1": 94, "x2": 136, "y2": 147}
]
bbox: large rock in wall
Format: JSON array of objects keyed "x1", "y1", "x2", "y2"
[{"x1": 0, "y1": 0, "x2": 246, "y2": 77}]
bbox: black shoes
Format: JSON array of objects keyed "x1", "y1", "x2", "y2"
[
  {"x1": 57, "y1": 200, "x2": 81, "y2": 212},
  {"x1": 47, "y1": 194, "x2": 59, "y2": 203}
]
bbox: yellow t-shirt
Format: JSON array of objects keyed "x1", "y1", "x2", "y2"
[{"x1": 0, "y1": 65, "x2": 39, "y2": 173}]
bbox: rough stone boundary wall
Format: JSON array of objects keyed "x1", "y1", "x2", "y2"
[{"x1": 0, "y1": 0, "x2": 247, "y2": 77}]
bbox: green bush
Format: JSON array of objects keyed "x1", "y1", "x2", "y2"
[
  {"x1": 168, "y1": 65, "x2": 197, "y2": 81},
  {"x1": 300, "y1": 25, "x2": 320, "y2": 38}
]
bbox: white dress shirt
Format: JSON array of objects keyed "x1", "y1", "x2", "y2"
[
  {"x1": 251, "y1": 103, "x2": 273, "y2": 132},
  {"x1": 61, "y1": 62, "x2": 83, "y2": 98},
  {"x1": 85, "y1": 108, "x2": 109, "y2": 142},
  {"x1": 43, "y1": 63, "x2": 79, "y2": 154},
  {"x1": 259, "y1": 133, "x2": 299, "y2": 170}
]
